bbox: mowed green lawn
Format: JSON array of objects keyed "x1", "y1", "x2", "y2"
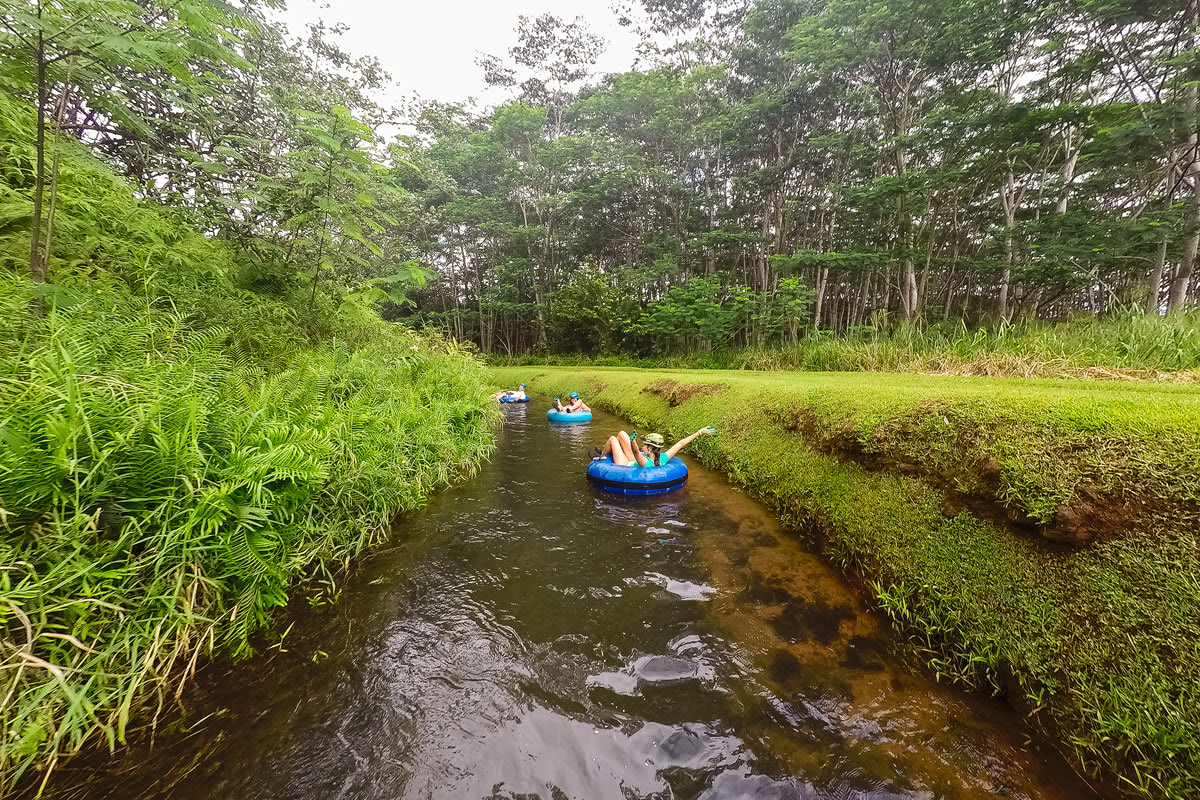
[
  {"x1": 497, "y1": 365, "x2": 1200, "y2": 437},
  {"x1": 496, "y1": 366, "x2": 1200, "y2": 524}
]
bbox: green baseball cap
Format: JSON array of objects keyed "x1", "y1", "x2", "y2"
[{"x1": 643, "y1": 433, "x2": 665, "y2": 447}]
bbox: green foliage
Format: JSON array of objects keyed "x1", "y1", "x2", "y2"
[
  {"x1": 547, "y1": 264, "x2": 641, "y2": 353},
  {"x1": 0, "y1": 0, "x2": 252, "y2": 281},
  {"x1": 279, "y1": 105, "x2": 405, "y2": 306},
  {"x1": 0, "y1": 72, "x2": 498, "y2": 792},
  {"x1": 642, "y1": 276, "x2": 752, "y2": 351},
  {"x1": 402, "y1": 0, "x2": 1200, "y2": 355},
  {"x1": 0, "y1": 276, "x2": 497, "y2": 790},
  {"x1": 501, "y1": 366, "x2": 1200, "y2": 800},
  {"x1": 0, "y1": 93, "x2": 237, "y2": 296},
  {"x1": 492, "y1": 312, "x2": 1200, "y2": 376}
]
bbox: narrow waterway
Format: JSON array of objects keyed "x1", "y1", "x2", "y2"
[{"x1": 46, "y1": 403, "x2": 1100, "y2": 800}]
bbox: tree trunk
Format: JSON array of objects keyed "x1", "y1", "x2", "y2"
[
  {"x1": 1147, "y1": 237, "x2": 1168, "y2": 315},
  {"x1": 41, "y1": 82, "x2": 74, "y2": 271},
  {"x1": 943, "y1": 241, "x2": 960, "y2": 321},
  {"x1": 30, "y1": 22, "x2": 48, "y2": 287},
  {"x1": 998, "y1": 170, "x2": 1018, "y2": 321},
  {"x1": 917, "y1": 218, "x2": 935, "y2": 316},
  {"x1": 1168, "y1": 1, "x2": 1200, "y2": 312},
  {"x1": 813, "y1": 266, "x2": 829, "y2": 328},
  {"x1": 1171, "y1": 242, "x2": 1198, "y2": 312},
  {"x1": 896, "y1": 187, "x2": 917, "y2": 318},
  {"x1": 854, "y1": 270, "x2": 872, "y2": 327},
  {"x1": 900, "y1": 256, "x2": 918, "y2": 319},
  {"x1": 1169, "y1": 160, "x2": 1200, "y2": 311},
  {"x1": 999, "y1": 250, "x2": 1012, "y2": 321},
  {"x1": 1054, "y1": 135, "x2": 1079, "y2": 215}
]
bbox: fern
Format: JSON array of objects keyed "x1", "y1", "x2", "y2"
[
  {"x1": 0, "y1": 270, "x2": 498, "y2": 788},
  {"x1": 0, "y1": 77, "x2": 500, "y2": 790}
]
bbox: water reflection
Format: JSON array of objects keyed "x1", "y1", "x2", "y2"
[{"x1": 36, "y1": 402, "x2": 1101, "y2": 800}]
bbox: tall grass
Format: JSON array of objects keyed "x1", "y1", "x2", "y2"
[
  {"x1": 0, "y1": 91, "x2": 501, "y2": 791},
  {"x1": 491, "y1": 313, "x2": 1200, "y2": 378},
  {"x1": 0, "y1": 279, "x2": 498, "y2": 791}
]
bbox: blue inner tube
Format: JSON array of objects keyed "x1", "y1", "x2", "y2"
[
  {"x1": 547, "y1": 409, "x2": 592, "y2": 423},
  {"x1": 499, "y1": 395, "x2": 530, "y2": 403},
  {"x1": 586, "y1": 455, "x2": 688, "y2": 495}
]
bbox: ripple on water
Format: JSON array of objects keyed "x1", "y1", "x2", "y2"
[
  {"x1": 634, "y1": 653, "x2": 713, "y2": 684},
  {"x1": 700, "y1": 763, "x2": 925, "y2": 800},
  {"x1": 594, "y1": 494, "x2": 688, "y2": 526},
  {"x1": 586, "y1": 651, "x2": 717, "y2": 699},
  {"x1": 668, "y1": 633, "x2": 706, "y2": 655},
  {"x1": 642, "y1": 571, "x2": 718, "y2": 601},
  {"x1": 698, "y1": 771, "x2": 821, "y2": 799},
  {"x1": 437, "y1": 710, "x2": 745, "y2": 800}
]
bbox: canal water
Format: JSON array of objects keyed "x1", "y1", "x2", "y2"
[{"x1": 44, "y1": 403, "x2": 1101, "y2": 800}]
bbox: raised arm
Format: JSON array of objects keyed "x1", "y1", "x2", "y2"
[
  {"x1": 626, "y1": 430, "x2": 648, "y2": 467},
  {"x1": 665, "y1": 427, "x2": 714, "y2": 460}
]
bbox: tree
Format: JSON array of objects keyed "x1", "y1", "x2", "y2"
[
  {"x1": 276, "y1": 105, "x2": 400, "y2": 310},
  {"x1": 477, "y1": 13, "x2": 603, "y2": 137},
  {"x1": 0, "y1": 0, "x2": 249, "y2": 287}
]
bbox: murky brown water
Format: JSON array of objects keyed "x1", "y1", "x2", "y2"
[{"x1": 38, "y1": 403, "x2": 1103, "y2": 800}]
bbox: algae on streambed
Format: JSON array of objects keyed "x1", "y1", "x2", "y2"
[{"x1": 495, "y1": 366, "x2": 1200, "y2": 800}]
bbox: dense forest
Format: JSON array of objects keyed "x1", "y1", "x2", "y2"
[
  {"x1": 6, "y1": 1, "x2": 1199, "y2": 359},
  {"x1": 403, "y1": 0, "x2": 1200, "y2": 355}
]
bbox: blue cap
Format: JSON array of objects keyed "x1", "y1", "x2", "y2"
[{"x1": 570, "y1": 391, "x2": 579, "y2": 398}]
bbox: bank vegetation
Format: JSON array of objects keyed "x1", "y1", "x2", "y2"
[
  {"x1": 498, "y1": 366, "x2": 1200, "y2": 799},
  {"x1": 0, "y1": 3, "x2": 498, "y2": 789}
]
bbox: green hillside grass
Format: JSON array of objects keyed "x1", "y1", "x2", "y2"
[{"x1": 496, "y1": 366, "x2": 1200, "y2": 799}]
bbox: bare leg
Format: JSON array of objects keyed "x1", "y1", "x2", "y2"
[
  {"x1": 616, "y1": 431, "x2": 639, "y2": 463},
  {"x1": 606, "y1": 436, "x2": 633, "y2": 466}
]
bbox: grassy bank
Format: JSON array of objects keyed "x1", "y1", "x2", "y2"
[
  {"x1": 496, "y1": 366, "x2": 1200, "y2": 799},
  {"x1": 0, "y1": 94, "x2": 500, "y2": 790},
  {"x1": 490, "y1": 313, "x2": 1200, "y2": 379},
  {"x1": 0, "y1": 281, "x2": 498, "y2": 793}
]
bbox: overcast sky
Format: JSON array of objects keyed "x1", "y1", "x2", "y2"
[{"x1": 279, "y1": 0, "x2": 643, "y2": 110}]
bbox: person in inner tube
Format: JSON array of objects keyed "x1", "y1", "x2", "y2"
[
  {"x1": 493, "y1": 382, "x2": 528, "y2": 401},
  {"x1": 592, "y1": 427, "x2": 714, "y2": 467},
  {"x1": 553, "y1": 391, "x2": 590, "y2": 413}
]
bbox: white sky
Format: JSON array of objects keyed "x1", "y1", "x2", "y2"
[{"x1": 278, "y1": 0, "x2": 643, "y2": 111}]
